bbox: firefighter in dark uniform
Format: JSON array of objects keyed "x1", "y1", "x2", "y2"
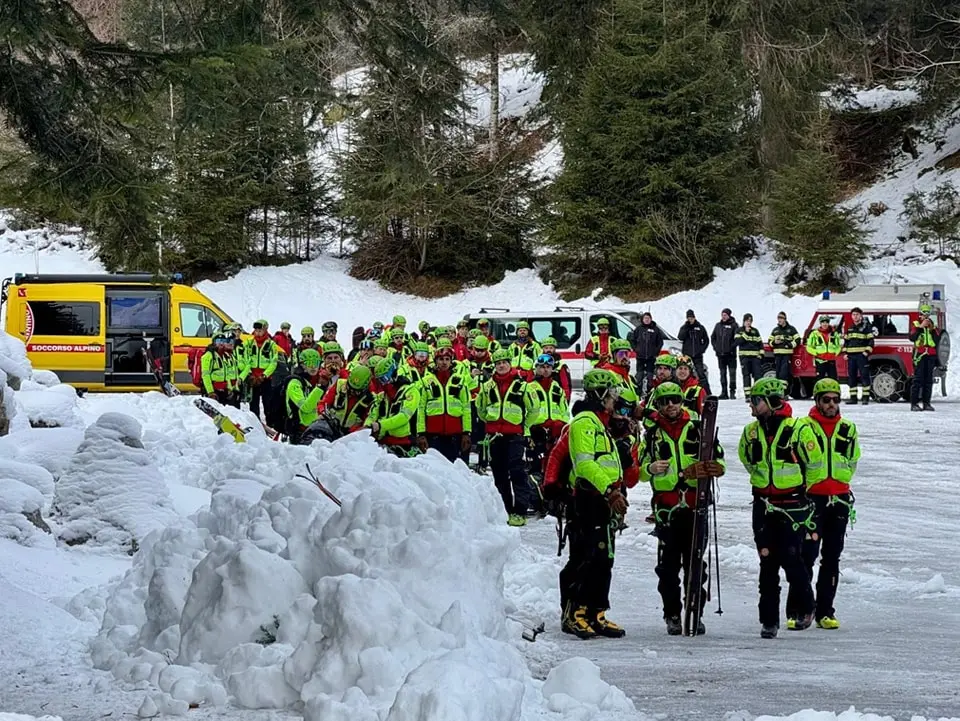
[
  {"x1": 842, "y1": 306, "x2": 875, "y2": 405},
  {"x1": 768, "y1": 312, "x2": 800, "y2": 385}
]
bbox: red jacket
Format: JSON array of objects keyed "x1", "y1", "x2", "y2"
[
  {"x1": 273, "y1": 332, "x2": 292, "y2": 356},
  {"x1": 805, "y1": 406, "x2": 848, "y2": 496},
  {"x1": 585, "y1": 333, "x2": 611, "y2": 363},
  {"x1": 452, "y1": 336, "x2": 469, "y2": 361},
  {"x1": 679, "y1": 376, "x2": 706, "y2": 414},
  {"x1": 555, "y1": 362, "x2": 572, "y2": 401}
]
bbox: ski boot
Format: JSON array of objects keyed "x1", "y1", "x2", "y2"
[
  {"x1": 562, "y1": 605, "x2": 597, "y2": 639},
  {"x1": 665, "y1": 616, "x2": 682, "y2": 636},
  {"x1": 694, "y1": 620, "x2": 706, "y2": 636},
  {"x1": 786, "y1": 613, "x2": 814, "y2": 631},
  {"x1": 923, "y1": 402, "x2": 935, "y2": 411},
  {"x1": 507, "y1": 514, "x2": 526, "y2": 527},
  {"x1": 816, "y1": 616, "x2": 840, "y2": 630},
  {"x1": 593, "y1": 610, "x2": 626, "y2": 638},
  {"x1": 911, "y1": 404, "x2": 922, "y2": 411},
  {"x1": 760, "y1": 623, "x2": 779, "y2": 639}
]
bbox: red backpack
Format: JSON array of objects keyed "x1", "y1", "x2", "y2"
[
  {"x1": 541, "y1": 425, "x2": 573, "y2": 503},
  {"x1": 188, "y1": 347, "x2": 205, "y2": 388}
]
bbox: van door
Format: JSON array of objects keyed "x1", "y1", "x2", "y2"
[
  {"x1": 104, "y1": 288, "x2": 168, "y2": 387},
  {"x1": 172, "y1": 301, "x2": 228, "y2": 387},
  {"x1": 21, "y1": 285, "x2": 106, "y2": 388}
]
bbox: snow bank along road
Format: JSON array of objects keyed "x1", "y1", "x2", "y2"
[{"x1": 523, "y1": 398, "x2": 960, "y2": 719}]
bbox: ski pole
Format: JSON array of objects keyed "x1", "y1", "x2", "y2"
[
  {"x1": 711, "y1": 476, "x2": 723, "y2": 616},
  {"x1": 295, "y1": 463, "x2": 342, "y2": 507}
]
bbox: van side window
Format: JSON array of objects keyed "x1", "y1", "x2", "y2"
[
  {"x1": 107, "y1": 295, "x2": 163, "y2": 329},
  {"x1": 531, "y1": 318, "x2": 579, "y2": 348},
  {"x1": 180, "y1": 304, "x2": 224, "y2": 338},
  {"x1": 28, "y1": 301, "x2": 100, "y2": 336}
]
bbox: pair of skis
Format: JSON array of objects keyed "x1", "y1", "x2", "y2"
[
  {"x1": 144, "y1": 345, "x2": 180, "y2": 398},
  {"x1": 683, "y1": 395, "x2": 722, "y2": 637}
]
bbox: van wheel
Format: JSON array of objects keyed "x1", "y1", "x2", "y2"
[
  {"x1": 871, "y1": 363, "x2": 905, "y2": 403},
  {"x1": 760, "y1": 363, "x2": 777, "y2": 379}
]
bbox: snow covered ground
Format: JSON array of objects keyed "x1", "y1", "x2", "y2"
[{"x1": 1, "y1": 330, "x2": 960, "y2": 721}]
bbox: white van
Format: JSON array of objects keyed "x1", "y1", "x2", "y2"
[{"x1": 462, "y1": 306, "x2": 681, "y2": 387}]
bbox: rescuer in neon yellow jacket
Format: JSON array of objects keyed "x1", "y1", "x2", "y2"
[
  {"x1": 365, "y1": 356, "x2": 421, "y2": 456},
  {"x1": 559, "y1": 369, "x2": 629, "y2": 641},
  {"x1": 285, "y1": 348, "x2": 327, "y2": 443},
  {"x1": 738, "y1": 377, "x2": 820, "y2": 639}
]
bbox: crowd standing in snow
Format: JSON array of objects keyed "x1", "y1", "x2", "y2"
[{"x1": 186, "y1": 311, "x2": 870, "y2": 640}]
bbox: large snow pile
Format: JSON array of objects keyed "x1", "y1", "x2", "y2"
[
  {"x1": 79, "y1": 433, "x2": 638, "y2": 720},
  {"x1": 0, "y1": 331, "x2": 81, "y2": 546},
  {"x1": 52, "y1": 412, "x2": 179, "y2": 554}
]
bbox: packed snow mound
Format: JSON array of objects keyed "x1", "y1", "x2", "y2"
[
  {"x1": 0, "y1": 714, "x2": 64, "y2": 721},
  {"x1": 15, "y1": 383, "x2": 83, "y2": 428},
  {"x1": 53, "y1": 412, "x2": 179, "y2": 553},
  {"x1": 82, "y1": 433, "x2": 637, "y2": 720}
]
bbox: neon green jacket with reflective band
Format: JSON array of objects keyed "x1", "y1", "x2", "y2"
[
  {"x1": 529, "y1": 378, "x2": 569, "y2": 424},
  {"x1": 417, "y1": 369, "x2": 473, "y2": 434},
  {"x1": 200, "y1": 349, "x2": 234, "y2": 394},
  {"x1": 240, "y1": 337, "x2": 278, "y2": 379},
  {"x1": 510, "y1": 339, "x2": 542, "y2": 372},
  {"x1": 639, "y1": 418, "x2": 725, "y2": 491},
  {"x1": 738, "y1": 417, "x2": 821, "y2": 491},
  {"x1": 326, "y1": 378, "x2": 375, "y2": 430},
  {"x1": 477, "y1": 374, "x2": 543, "y2": 436},
  {"x1": 286, "y1": 375, "x2": 326, "y2": 427},
  {"x1": 797, "y1": 417, "x2": 860, "y2": 489},
  {"x1": 805, "y1": 330, "x2": 841, "y2": 362},
  {"x1": 366, "y1": 381, "x2": 421, "y2": 441},
  {"x1": 567, "y1": 410, "x2": 621, "y2": 493}
]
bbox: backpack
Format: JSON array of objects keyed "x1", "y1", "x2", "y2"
[
  {"x1": 188, "y1": 347, "x2": 206, "y2": 388},
  {"x1": 541, "y1": 425, "x2": 573, "y2": 505}
]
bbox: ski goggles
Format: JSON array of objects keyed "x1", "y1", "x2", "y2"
[
  {"x1": 614, "y1": 397, "x2": 633, "y2": 416},
  {"x1": 376, "y1": 364, "x2": 397, "y2": 383},
  {"x1": 252, "y1": 322, "x2": 266, "y2": 331},
  {"x1": 414, "y1": 350, "x2": 429, "y2": 361},
  {"x1": 535, "y1": 354, "x2": 555, "y2": 367},
  {"x1": 322, "y1": 322, "x2": 337, "y2": 332},
  {"x1": 654, "y1": 394, "x2": 683, "y2": 409},
  {"x1": 614, "y1": 349, "x2": 631, "y2": 360},
  {"x1": 359, "y1": 339, "x2": 373, "y2": 350}
]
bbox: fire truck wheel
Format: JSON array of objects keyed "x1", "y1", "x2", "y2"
[{"x1": 870, "y1": 362, "x2": 905, "y2": 403}]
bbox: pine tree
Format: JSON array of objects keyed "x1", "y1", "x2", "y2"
[
  {"x1": 768, "y1": 119, "x2": 870, "y2": 289},
  {"x1": 340, "y1": 0, "x2": 535, "y2": 288},
  {"x1": 543, "y1": 0, "x2": 753, "y2": 297}
]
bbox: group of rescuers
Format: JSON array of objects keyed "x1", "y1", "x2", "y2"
[{"x1": 198, "y1": 315, "x2": 861, "y2": 641}]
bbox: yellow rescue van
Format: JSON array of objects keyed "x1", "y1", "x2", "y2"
[{"x1": 1, "y1": 273, "x2": 236, "y2": 393}]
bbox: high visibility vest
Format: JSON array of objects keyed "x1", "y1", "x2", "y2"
[
  {"x1": 568, "y1": 410, "x2": 621, "y2": 493},
  {"x1": 531, "y1": 378, "x2": 569, "y2": 423},
  {"x1": 328, "y1": 379, "x2": 375, "y2": 429},
  {"x1": 799, "y1": 417, "x2": 860, "y2": 489},
  {"x1": 738, "y1": 418, "x2": 816, "y2": 491},
  {"x1": 639, "y1": 420, "x2": 703, "y2": 492}
]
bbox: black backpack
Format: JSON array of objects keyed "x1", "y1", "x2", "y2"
[{"x1": 265, "y1": 372, "x2": 302, "y2": 433}]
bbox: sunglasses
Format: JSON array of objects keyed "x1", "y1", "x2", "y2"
[
  {"x1": 750, "y1": 395, "x2": 777, "y2": 406},
  {"x1": 614, "y1": 350, "x2": 631, "y2": 359},
  {"x1": 253, "y1": 323, "x2": 265, "y2": 330},
  {"x1": 819, "y1": 395, "x2": 841, "y2": 405},
  {"x1": 655, "y1": 395, "x2": 682, "y2": 408}
]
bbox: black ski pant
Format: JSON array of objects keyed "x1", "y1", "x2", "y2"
[
  {"x1": 846, "y1": 354, "x2": 871, "y2": 398},
  {"x1": 559, "y1": 484, "x2": 615, "y2": 613},
  {"x1": 911, "y1": 354, "x2": 936, "y2": 405},
  {"x1": 635, "y1": 357, "x2": 656, "y2": 395},
  {"x1": 490, "y1": 434, "x2": 532, "y2": 516},
  {"x1": 753, "y1": 499, "x2": 814, "y2": 626},
  {"x1": 471, "y1": 410, "x2": 488, "y2": 468},
  {"x1": 250, "y1": 379, "x2": 272, "y2": 420},
  {"x1": 716, "y1": 354, "x2": 737, "y2": 396},
  {"x1": 815, "y1": 360, "x2": 837, "y2": 380},
  {"x1": 775, "y1": 355, "x2": 793, "y2": 384},
  {"x1": 789, "y1": 494, "x2": 851, "y2": 619},
  {"x1": 654, "y1": 506, "x2": 707, "y2": 620},
  {"x1": 427, "y1": 434, "x2": 461, "y2": 463},
  {"x1": 740, "y1": 356, "x2": 763, "y2": 395},
  {"x1": 692, "y1": 355, "x2": 711, "y2": 394}
]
